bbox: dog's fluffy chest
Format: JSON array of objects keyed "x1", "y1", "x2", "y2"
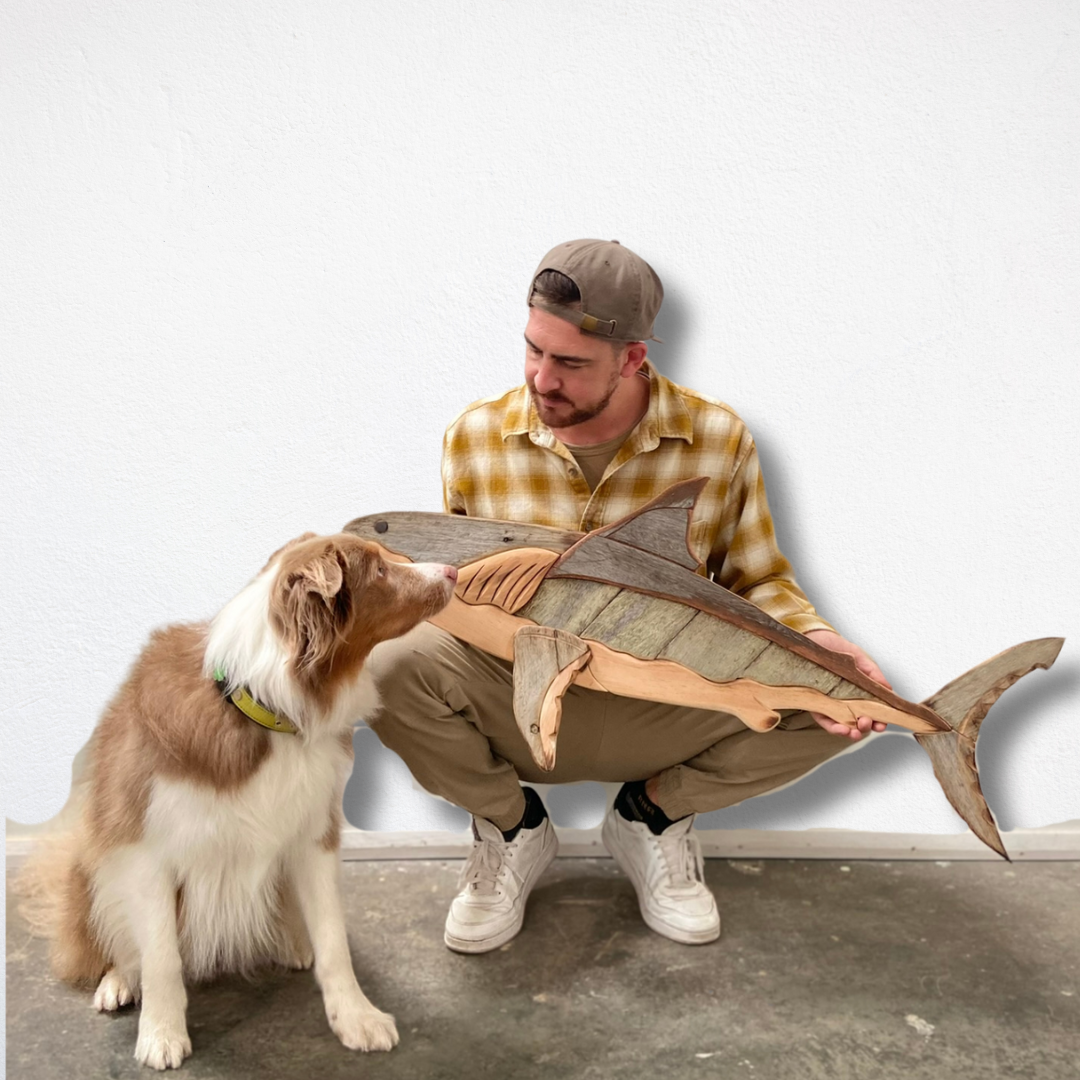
[
  {"x1": 134, "y1": 732, "x2": 352, "y2": 978},
  {"x1": 146, "y1": 731, "x2": 349, "y2": 858}
]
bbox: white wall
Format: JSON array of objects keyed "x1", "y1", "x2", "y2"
[{"x1": 4, "y1": 0, "x2": 1078, "y2": 837}]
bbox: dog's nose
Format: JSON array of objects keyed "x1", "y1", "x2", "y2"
[{"x1": 443, "y1": 565, "x2": 458, "y2": 583}]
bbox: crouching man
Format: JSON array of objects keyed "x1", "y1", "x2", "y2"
[{"x1": 367, "y1": 238, "x2": 888, "y2": 951}]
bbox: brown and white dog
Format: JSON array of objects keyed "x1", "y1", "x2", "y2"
[{"x1": 16, "y1": 532, "x2": 456, "y2": 1070}]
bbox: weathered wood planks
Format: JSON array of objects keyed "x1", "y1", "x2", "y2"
[
  {"x1": 518, "y1": 578, "x2": 622, "y2": 635},
  {"x1": 511, "y1": 626, "x2": 592, "y2": 769},
  {"x1": 549, "y1": 530, "x2": 935, "y2": 724},
  {"x1": 343, "y1": 511, "x2": 582, "y2": 567}
]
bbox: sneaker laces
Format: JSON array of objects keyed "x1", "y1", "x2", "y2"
[
  {"x1": 653, "y1": 829, "x2": 704, "y2": 894},
  {"x1": 460, "y1": 834, "x2": 512, "y2": 896}
]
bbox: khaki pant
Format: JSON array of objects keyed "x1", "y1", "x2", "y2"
[{"x1": 365, "y1": 623, "x2": 851, "y2": 833}]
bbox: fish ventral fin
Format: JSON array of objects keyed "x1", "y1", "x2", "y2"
[
  {"x1": 587, "y1": 476, "x2": 709, "y2": 572},
  {"x1": 512, "y1": 626, "x2": 592, "y2": 771}
]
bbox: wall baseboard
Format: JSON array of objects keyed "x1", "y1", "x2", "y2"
[
  {"x1": 334, "y1": 822, "x2": 1080, "y2": 862},
  {"x1": 8, "y1": 821, "x2": 1078, "y2": 873}
]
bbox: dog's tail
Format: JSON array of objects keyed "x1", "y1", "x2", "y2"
[
  {"x1": 13, "y1": 769, "x2": 110, "y2": 986},
  {"x1": 915, "y1": 637, "x2": 1064, "y2": 860}
]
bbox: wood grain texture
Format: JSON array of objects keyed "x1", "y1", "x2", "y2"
[
  {"x1": 659, "y1": 610, "x2": 771, "y2": 680},
  {"x1": 512, "y1": 627, "x2": 591, "y2": 770},
  {"x1": 549, "y1": 531, "x2": 944, "y2": 729},
  {"x1": 579, "y1": 590, "x2": 698, "y2": 659},
  {"x1": 924, "y1": 637, "x2": 1065, "y2": 736},
  {"x1": 518, "y1": 578, "x2": 622, "y2": 635},
  {"x1": 741, "y1": 642, "x2": 848, "y2": 695},
  {"x1": 590, "y1": 476, "x2": 706, "y2": 568},
  {"x1": 914, "y1": 731, "x2": 1006, "y2": 858},
  {"x1": 593, "y1": 507, "x2": 702, "y2": 570},
  {"x1": 574, "y1": 638, "x2": 944, "y2": 734},
  {"x1": 342, "y1": 511, "x2": 581, "y2": 567},
  {"x1": 455, "y1": 547, "x2": 559, "y2": 612}
]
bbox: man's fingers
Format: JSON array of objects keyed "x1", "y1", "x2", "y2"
[
  {"x1": 812, "y1": 712, "x2": 865, "y2": 740},
  {"x1": 855, "y1": 655, "x2": 893, "y2": 690},
  {"x1": 812, "y1": 712, "x2": 887, "y2": 740}
]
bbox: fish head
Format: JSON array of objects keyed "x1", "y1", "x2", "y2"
[{"x1": 341, "y1": 511, "x2": 582, "y2": 568}]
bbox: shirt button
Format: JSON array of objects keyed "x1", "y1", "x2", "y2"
[{"x1": 568, "y1": 467, "x2": 579, "y2": 478}]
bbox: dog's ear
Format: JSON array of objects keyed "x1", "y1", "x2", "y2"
[
  {"x1": 275, "y1": 541, "x2": 351, "y2": 672},
  {"x1": 261, "y1": 531, "x2": 320, "y2": 574}
]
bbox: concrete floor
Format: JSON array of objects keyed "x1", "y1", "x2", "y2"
[{"x1": 6, "y1": 857, "x2": 1080, "y2": 1079}]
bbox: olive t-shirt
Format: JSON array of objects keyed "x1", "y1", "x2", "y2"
[{"x1": 562, "y1": 429, "x2": 633, "y2": 492}]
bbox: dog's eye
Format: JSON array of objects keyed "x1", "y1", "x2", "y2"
[{"x1": 377, "y1": 563, "x2": 386, "y2": 578}]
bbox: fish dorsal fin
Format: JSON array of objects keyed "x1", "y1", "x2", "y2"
[{"x1": 589, "y1": 477, "x2": 708, "y2": 572}]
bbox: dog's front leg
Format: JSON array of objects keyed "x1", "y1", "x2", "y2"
[
  {"x1": 128, "y1": 867, "x2": 191, "y2": 1070},
  {"x1": 290, "y1": 844, "x2": 399, "y2": 1052}
]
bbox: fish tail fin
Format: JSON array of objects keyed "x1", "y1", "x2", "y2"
[{"x1": 915, "y1": 637, "x2": 1064, "y2": 860}]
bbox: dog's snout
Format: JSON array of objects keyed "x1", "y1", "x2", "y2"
[{"x1": 443, "y1": 565, "x2": 458, "y2": 584}]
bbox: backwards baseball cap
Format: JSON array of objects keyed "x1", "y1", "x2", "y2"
[{"x1": 528, "y1": 239, "x2": 664, "y2": 342}]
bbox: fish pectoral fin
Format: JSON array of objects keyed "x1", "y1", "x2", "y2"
[{"x1": 512, "y1": 627, "x2": 591, "y2": 771}]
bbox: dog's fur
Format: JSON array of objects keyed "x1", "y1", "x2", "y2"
[{"x1": 16, "y1": 532, "x2": 456, "y2": 1070}]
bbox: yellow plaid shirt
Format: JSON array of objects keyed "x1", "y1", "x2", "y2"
[{"x1": 441, "y1": 362, "x2": 833, "y2": 634}]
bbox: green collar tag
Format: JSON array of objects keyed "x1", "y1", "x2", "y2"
[{"x1": 214, "y1": 668, "x2": 298, "y2": 735}]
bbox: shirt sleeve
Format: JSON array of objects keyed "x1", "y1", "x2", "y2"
[
  {"x1": 441, "y1": 423, "x2": 468, "y2": 515},
  {"x1": 708, "y1": 438, "x2": 835, "y2": 635}
]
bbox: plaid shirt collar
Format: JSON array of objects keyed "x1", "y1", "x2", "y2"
[{"x1": 499, "y1": 361, "x2": 695, "y2": 455}]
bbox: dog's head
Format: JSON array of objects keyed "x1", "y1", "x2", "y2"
[{"x1": 268, "y1": 533, "x2": 456, "y2": 687}]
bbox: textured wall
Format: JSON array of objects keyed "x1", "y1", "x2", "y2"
[{"x1": 4, "y1": 1, "x2": 1078, "y2": 835}]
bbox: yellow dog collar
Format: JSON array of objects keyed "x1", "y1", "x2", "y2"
[{"x1": 214, "y1": 669, "x2": 298, "y2": 735}]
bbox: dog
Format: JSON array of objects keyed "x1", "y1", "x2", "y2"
[{"x1": 16, "y1": 531, "x2": 457, "y2": 1069}]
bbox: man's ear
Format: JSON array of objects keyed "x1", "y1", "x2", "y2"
[
  {"x1": 619, "y1": 341, "x2": 648, "y2": 377},
  {"x1": 276, "y1": 543, "x2": 349, "y2": 672}
]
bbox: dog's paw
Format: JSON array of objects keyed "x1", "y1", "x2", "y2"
[
  {"x1": 135, "y1": 1017, "x2": 192, "y2": 1071},
  {"x1": 94, "y1": 968, "x2": 136, "y2": 1012},
  {"x1": 326, "y1": 997, "x2": 399, "y2": 1052}
]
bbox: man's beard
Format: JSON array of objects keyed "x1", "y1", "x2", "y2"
[{"x1": 529, "y1": 378, "x2": 619, "y2": 430}]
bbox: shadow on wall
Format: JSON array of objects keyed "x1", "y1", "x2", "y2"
[
  {"x1": 343, "y1": 720, "x2": 1044, "y2": 837},
  {"x1": 341, "y1": 730, "x2": 928, "y2": 835},
  {"x1": 644, "y1": 283, "x2": 692, "y2": 387}
]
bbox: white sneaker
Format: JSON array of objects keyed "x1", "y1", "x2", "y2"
[
  {"x1": 602, "y1": 806, "x2": 720, "y2": 944},
  {"x1": 444, "y1": 816, "x2": 558, "y2": 953}
]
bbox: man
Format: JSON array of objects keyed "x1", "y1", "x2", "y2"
[{"x1": 367, "y1": 239, "x2": 889, "y2": 953}]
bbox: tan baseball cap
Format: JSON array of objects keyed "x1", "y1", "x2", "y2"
[{"x1": 528, "y1": 239, "x2": 664, "y2": 342}]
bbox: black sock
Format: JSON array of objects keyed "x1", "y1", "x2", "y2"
[
  {"x1": 499, "y1": 786, "x2": 548, "y2": 842},
  {"x1": 615, "y1": 780, "x2": 683, "y2": 836}
]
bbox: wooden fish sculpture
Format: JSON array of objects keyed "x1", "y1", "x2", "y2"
[{"x1": 344, "y1": 478, "x2": 1063, "y2": 859}]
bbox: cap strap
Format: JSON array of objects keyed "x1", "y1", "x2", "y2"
[{"x1": 533, "y1": 301, "x2": 617, "y2": 338}]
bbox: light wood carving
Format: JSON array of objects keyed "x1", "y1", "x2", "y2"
[
  {"x1": 512, "y1": 626, "x2": 591, "y2": 770},
  {"x1": 345, "y1": 478, "x2": 1065, "y2": 859}
]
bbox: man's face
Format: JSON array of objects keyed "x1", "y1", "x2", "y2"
[{"x1": 524, "y1": 307, "x2": 627, "y2": 430}]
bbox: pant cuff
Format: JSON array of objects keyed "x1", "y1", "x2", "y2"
[{"x1": 652, "y1": 766, "x2": 697, "y2": 821}]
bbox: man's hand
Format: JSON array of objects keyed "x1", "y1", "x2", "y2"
[{"x1": 804, "y1": 629, "x2": 892, "y2": 741}]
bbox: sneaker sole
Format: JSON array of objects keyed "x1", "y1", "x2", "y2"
[
  {"x1": 443, "y1": 826, "x2": 559, "y2": 954},
  {"x1": 602, "y1": 816, "x2": 721, "y2": 946}
]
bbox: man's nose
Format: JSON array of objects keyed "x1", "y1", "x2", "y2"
[{"x1": 530, "y1": 357, "x2": 560, "y2": 394}]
